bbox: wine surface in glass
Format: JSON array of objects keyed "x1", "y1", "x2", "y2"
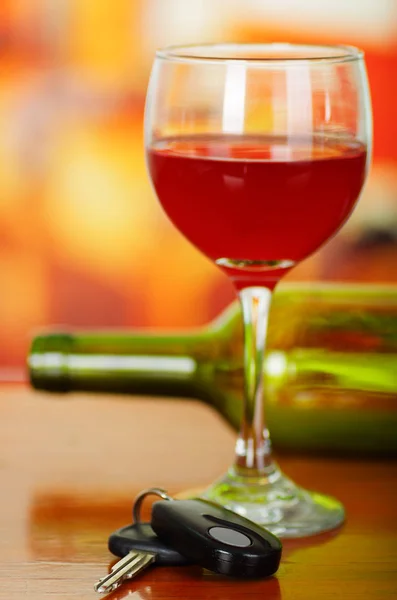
[{"x1": 148, "y1": 134, "x2": 367, "y2": 288}]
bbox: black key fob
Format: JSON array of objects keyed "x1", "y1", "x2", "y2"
[
  {"x1": 151, "y1": 498, "x2": 282, "y2": 578},
  {"x1": 109, "y1": 522, "x2": 192, "y2": 566}
]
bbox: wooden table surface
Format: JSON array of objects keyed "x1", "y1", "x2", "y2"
[{"x1": 1, "y1": 385, "x2": 396, "y2": 599}]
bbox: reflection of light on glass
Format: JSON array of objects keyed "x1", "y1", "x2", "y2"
[
  {"x1": 69, "y1": 355, "x2": 196, "y2": 374},
  {"x1": 223, "y1": 174, "x2": 244, "y2": 191},
  {"x1": 29, "y1": 354, "x2": 196, "y2": 375},
  {"x1": 29, "y1": 352, "x2": 64, "y2": 370},
  {"x1": 222, "y1": 63, "x2": 247, "y2": 134},
  {"x1": 270, "y1": 144, "x2": 293, "y2": 161},
  {"x1": 295, "y1": 392, "x2": 316, "y2": 404},
  {"x1": 265, "y1": 351, "x2": 288, "y2": 378},
  {"x1": 286, "y1": 65, "x2": 313, "y2": 146},
  {"x1": 324, "y1": 91, "x2": 331, "y2": 122}
]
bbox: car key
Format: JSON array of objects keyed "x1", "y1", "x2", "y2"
[
  {"x1": 95, "y1": 489, "x2": 191, "y2": 594},
  {"x1": 151, "y1": 497, "x2": 282, "y2": 579},
  {"x1": 94, "y1": 522, "x2": 192, "y2": 593},
  {"x1": 95, "y1": 487, "x2": 282, "y2": 593},
  {"x1": 108, "y1": 522, "x2": 192, "y2": 565}
]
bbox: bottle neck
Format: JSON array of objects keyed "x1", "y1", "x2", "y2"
[{"x1": 29, "y1": 329, "x2": 213, "y2": 397}]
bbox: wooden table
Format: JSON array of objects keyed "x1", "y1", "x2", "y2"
[{"x1": 1, "y1": 386, "x2": 396, "y2": 599}]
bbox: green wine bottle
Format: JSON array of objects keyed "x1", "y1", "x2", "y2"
[{"x1": 29, "y1": 284, "x2": 397, "y2": 456}]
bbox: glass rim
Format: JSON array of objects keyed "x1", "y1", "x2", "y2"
[{"x1": 155, "y1": 43, "x2": 364, "y2": 66}]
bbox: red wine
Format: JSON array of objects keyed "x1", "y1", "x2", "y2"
[{"x1": 147, "y1": 135, "x2": 367, "y2": 289}]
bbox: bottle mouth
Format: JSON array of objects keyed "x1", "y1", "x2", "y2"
[
  {"x1": 28, "y1": 334, "x2": 72, "y2": 392},
  {"x1": 156, "y1": 43, "x2": 364, "y2": 66}
]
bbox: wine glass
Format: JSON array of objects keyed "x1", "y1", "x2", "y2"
[{"x1": 144, "y1": 43, "x2": 371, "y2": 537}]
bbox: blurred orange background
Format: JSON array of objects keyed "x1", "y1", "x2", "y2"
[{"x1": 0, "y1": 0, "x2": 396, "y2": 372}]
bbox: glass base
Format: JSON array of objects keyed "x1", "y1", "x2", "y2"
[{"x1": 200, "y1": 464, "x2": 345, "y2": 538}]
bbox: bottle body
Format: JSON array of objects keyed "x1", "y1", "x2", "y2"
[{"x1": 29, "y1": 283, "x2": 397, "y2": 455}]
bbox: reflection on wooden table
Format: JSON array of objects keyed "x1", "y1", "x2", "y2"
[{"x1": 1, "y1": 386, "x2": 396, "y2": 599}]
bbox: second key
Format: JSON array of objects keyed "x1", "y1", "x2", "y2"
[{"x1": 95, "y1": 522, "x2": 191, "y2": 593}]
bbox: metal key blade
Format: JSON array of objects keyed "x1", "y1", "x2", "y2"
[{"x1": 95, "y1": 551, "x2": 155, "y2": 593}]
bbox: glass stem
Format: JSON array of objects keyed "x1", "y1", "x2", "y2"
[{"x1": 235, "y1": 286, "x2": 275, "y2": 475}]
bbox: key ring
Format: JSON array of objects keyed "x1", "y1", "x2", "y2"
[{"x1": 133, "y1": 487, "x2": 174, "y2": 524}]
